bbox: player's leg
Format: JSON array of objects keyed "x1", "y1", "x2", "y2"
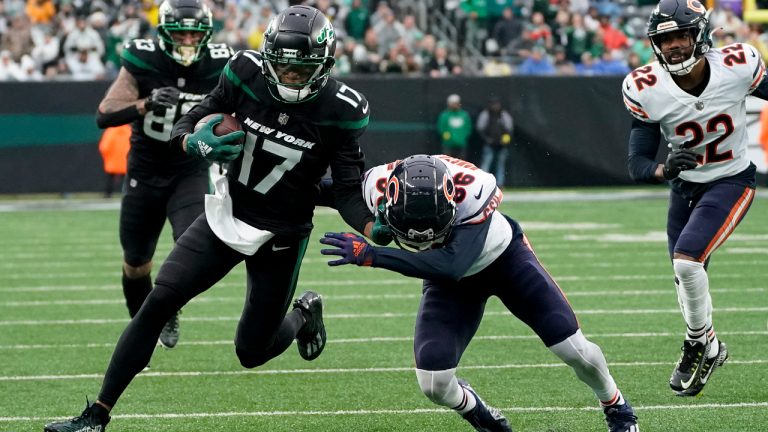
[
  {"x1": 493, "y1": 231, "x2": 637, "y2": 431},
  {"x1": 44, "y1": 216, "x2": 243, "y2": 431},
  {"x1": 158, "y1": 169, "x2": 209, "y2": 348},
  {"x1": 413, "y1": 281, "x2": 512, "y2": 432},
  {"x1": 668, "y1": 183, "x2": 754, "y2": 396},
  {"x1": 234, "y1": 236, "x2": 317, "y2": 368},
  {"x1": 119, "y1": 176, "x2": 167, "y2": 318}
]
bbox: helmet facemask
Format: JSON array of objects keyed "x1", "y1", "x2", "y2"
[{"x1": 262, "y1": 53, "x2": 333, "y2": 103}]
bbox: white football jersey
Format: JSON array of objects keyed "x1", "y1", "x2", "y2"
[
  {"x1": 361, "y1": 155, "x2": 513, "y2": 276},
  {"x1": 622, "y1": 43, "x2": 765, "y2": 183}
]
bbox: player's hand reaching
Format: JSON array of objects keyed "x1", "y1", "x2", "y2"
[
  {"x1": 185, "y1": 114, "x2": 244, "y2": 162},
  {"x1": 663, "y1": 147, "x2": 698, "y2": 180},
  {"x1": 320, "y1": 232, "x2": 375, "y2": 266},
  {"x1": 144, "y1": 86, "x2": 180, "y2": 113},
  {"x1": 370, "y1": 204, "x2": 393, "y2": 246}
]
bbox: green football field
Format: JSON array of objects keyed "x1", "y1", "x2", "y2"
[{"x1": 1, "y1": 187, "x2": 767, "y2": 432}]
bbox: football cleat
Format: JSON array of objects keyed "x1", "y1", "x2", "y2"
[
  {"x1": 682, "y1": 341, "x2": 729, "y2": 397},
  {"x1": 669, "y1": 340, "x2": 707, "y2": 396},
  {"x1": 293, "y1": 291, "x2": 326, "y2": 361},
  {"x1": 603, "y1": 399, "x2": 639, "y2": 432},
  {"x1": 159, "y1": 310, "x2": 181, "y2": 349},
  {"x1": 43, "y1": 398, "x2": 110, "y2": 432},
  {"x1": 457, "y1": 379, "x2": 513, "y2": 432}
]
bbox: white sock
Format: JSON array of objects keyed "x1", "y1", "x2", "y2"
[
  {"x1": 673, "y1": 259, "x2": 712, "y2": 334},
  {"x1": 415, "y1": 368, "x2": 476, "y2": 413}
]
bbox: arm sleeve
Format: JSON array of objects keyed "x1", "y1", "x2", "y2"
[
  {"x1": 95, "y1": 105, "x2": 141, "y2": 129},
  {"x1": 627, "y1": 118, "x2": 664, "y2": 184},
  {"x1": 330, "y1": 127, "x2": 374, "y2": 234},
  {"x1": 751, "y1": 75, "x2": 768, "y2": 101},
  {"x1": 371, "y1": 221, "x2": 489, "y2": 281}
]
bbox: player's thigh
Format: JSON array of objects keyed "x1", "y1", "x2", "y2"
[
  {"x1": 414, "y1": 281, "x2": 486, "y2": 371},
  {"x1": 667, "y1": 189, "x2": 694, "y2": 259},
  {"x1": 493, "y1": 234, "x2": 579, "y2": 347},
  {"x1": 153, "y1": 215, "x2": 244, "y2": 308},
  {"x1": 167, "y1": 170, "x2": 209, "y2": 241},
  {"x1": 119, "y1": 177, "x2": 170, "y2": 266},
  {"x1": 235, "y1": 236, "x2": 309, "y2": 351},
  {"x1": 675, "y1": 183, "x2": 755, "y2": 261}
]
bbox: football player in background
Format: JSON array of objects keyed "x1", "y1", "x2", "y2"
[
  {"x1": 94, "y1": 0, "x2": 234, "y2": 349},
  {"x1": 623, "y1": 0, "x2": 766, "y2": 396},
  {"x1": 319, "y1": 155, "x2": 639, "y2": 432},
  {"x1": 44, "y1": 5, "x2": 375, "y2": 431}
]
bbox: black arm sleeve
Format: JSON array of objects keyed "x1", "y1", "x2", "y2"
[
  {"x1": 627, "y1": 118, "x2": 664, "y2": 184},
  {"x1": 316, "y1": 177, "x2": 336, "y2": 208},
  {"x1": 330, "y1": 129, "x2": 374, "y2": 234},
  {"x1": 95, "y1": 105, "x2": 141, "y2": 129},
  {"x1": 751, "y1": 75, "x2": 768, "y2": 101},
  {"x1": 371, "y1": 220, "x2": 490, "y2": 281}
]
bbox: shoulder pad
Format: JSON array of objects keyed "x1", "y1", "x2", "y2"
[
  {"x1": 621, "y1": 68, "x2": 653, "y2": 121},
  {"x1": 362, "y1": 164, "x2": 393, "y2": 213},
  {"x1": 121, "y1": 39, "x2": 163, "y2": 74},
  {"x1": 313, "y1": 79, "x2": 370, "y2": 130}
]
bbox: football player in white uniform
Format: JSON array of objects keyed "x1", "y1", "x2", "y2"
[
  {"x1": 623, "y1": 0, "x2": 765, "y2": 397},
  {"x1": 320, "y1": 155, "x2": 639, "y2": 432}
]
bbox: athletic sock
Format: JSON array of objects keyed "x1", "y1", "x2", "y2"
[{"x1": 122, "y1": 270, "x2": 152, "y2": 318}]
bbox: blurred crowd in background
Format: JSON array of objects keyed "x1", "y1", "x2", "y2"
[{"x1": 0, "y1": 0, "x2": 765, "y2": 81}]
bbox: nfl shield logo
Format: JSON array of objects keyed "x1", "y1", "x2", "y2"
[
  {"x1": 278, "y1": 113, "x2": 289, "y2": 125},
  {"x1": 177, "y1": 77, "x2": 185, "y2": 88},
  {"x1": 695, "y1": 101, "x2": 704, "y2": 111}
]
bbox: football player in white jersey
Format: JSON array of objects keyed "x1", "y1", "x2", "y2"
[
  {"x1": 623, "y1": 0, "x2": 766, "y2": 397},
  {"x1": 319, "y1": 155, "x2": 639, "y2": 432}
]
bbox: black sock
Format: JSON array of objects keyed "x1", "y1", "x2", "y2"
[{"x1": 122, "y1": 271, "x2": 152, "y2": 318}]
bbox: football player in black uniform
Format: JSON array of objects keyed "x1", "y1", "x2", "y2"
[
  {"x1": 43, "y1": 5, "x2": 373, "y2": 431},
  {"x1": 94, "y1": 0, "x2": 233, "y2": 349},
  {"x1": 319, "y1": 155, "x2": 639, "y2": 432}
]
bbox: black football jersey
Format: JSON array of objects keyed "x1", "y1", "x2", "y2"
[
  {"x1": 121, "y1": 39, "x2": 234, "y2": 179},
  {"x1": 171, "y1": 50, "x2": 372, "y2": 237}
]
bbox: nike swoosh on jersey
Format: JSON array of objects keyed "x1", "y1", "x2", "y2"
[
  {"x1": 474, "y1": 185, "x2": 484, "y2": 200},
  {"x1": 362, "y1": 102, "x2": 369, "y2": 114},
  {"x1": 272, "y1": 244, "x2": 290, "y2": 251}
]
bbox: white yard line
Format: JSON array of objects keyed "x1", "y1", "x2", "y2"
[{"x1": 3, "y1": 401, "x2": 768, "y2": 423}]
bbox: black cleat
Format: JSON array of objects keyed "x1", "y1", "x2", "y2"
[
  {"x1": 604, "y1": 399, "x2": 639, "y2": 432},
  {"x1": 669, "y1": 340, "x2": 706, "y2": 396},
  {"x1": 293, "y1": 291, "x2": 326, "y2": 361},
  {"x1": 159, "y1": 310, "x2": 180, "y2": 349},
  {"x1": 681, "y1": 341, "x2": 728, "y2": 397},
  {"x1": 44, "y1": 398, "x2": 110, "y2": 432},
  {"x1": 458, "y1": 379, "x2": 513, "y2": 432}
]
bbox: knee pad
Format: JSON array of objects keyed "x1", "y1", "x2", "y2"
[
  {"x1": 673, "y1": 259, "x2": 705, "y2": 288},
  {"x1": 416, "y1": 368, "x2": 460, "y2": 406}
]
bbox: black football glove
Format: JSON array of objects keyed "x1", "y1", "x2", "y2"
[
  {"x1": 144, "y1": 86, "x2": 180, "y2": 113},
  {"x1": 663, "y1": 148, "x2": 698, "y2": 180}
]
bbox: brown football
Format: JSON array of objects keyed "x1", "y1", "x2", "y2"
[{"x1": 194, "y1": 113, "x2": 244, "y2": 143}]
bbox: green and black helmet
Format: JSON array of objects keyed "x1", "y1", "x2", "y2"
[
  {"x1": 157, "y1": 0, "x2": 213, "y2": 66},
  {"x1": 261, "y1": 5, "x2": 336, "y2": 103}
]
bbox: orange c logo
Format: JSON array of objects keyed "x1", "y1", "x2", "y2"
[{"x1": 687, "y1": 0, "x2": 705, "y2": 13}]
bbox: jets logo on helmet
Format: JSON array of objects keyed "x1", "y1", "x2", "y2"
[
  {"x1": 383, "y1": 155, "x2": 457, "y2": 251},
  {"x1": 261, "y1": 5, "x2": 336, "y2": 103},
  {"x1": 647, "y1": 0, "x2": 713, "y2": 76},
  {"x1": 157, "y1": 0, "x2": 213, "y2": 66}
]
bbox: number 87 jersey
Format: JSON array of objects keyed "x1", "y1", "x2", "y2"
[{"x1": 622, "y1": 42, "x2": 766, "y2": 183}]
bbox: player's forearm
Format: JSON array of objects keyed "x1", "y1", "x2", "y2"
[{"x1": 96, "y1": 101, "x2": 146, "y2": 129}]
